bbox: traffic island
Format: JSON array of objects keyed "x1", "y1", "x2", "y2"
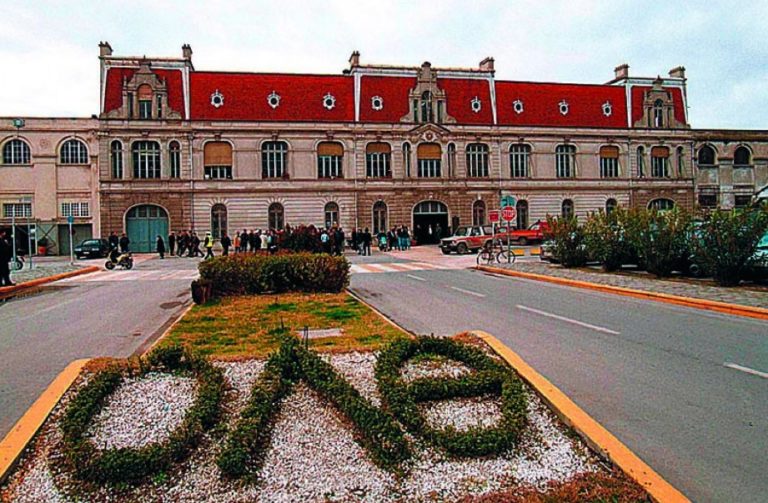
[{"x1": 0, "y1": 265, "x2": 100, "y2": 300}]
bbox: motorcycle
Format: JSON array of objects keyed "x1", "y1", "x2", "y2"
[{"x1": 105, "y1": 250, "x2": 133, "y2": 270}]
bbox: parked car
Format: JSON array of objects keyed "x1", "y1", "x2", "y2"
[
  {"x1": 747, "y1": 231, "x2": 768, "y2": 281},
  {"x1": 440, "y1": 225, "x2": 494, "y2": 254},
  {"x1": 539, "y1": 239, "x2": 557, "y2": 263},
  {"x1": 74, "y1": 238, "x2": 110, "y2": 259}
]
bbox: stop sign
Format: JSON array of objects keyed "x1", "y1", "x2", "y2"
[{"x1": 501, "y1": 206, "x2": 516, "y2": 222}]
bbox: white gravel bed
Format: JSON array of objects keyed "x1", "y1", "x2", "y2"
[
  {"x1": 88, "y1": 372, "x2": 197, "y2": 450},
  {"x1": 2, "y1": 351, "x2": 605, "y2": 502},
  {"x1": 400, "y1": 356, "x2": 472, "y2": 382},
  {"x1": 419, "y1": 395, "x2": 503, "y2": 431}
]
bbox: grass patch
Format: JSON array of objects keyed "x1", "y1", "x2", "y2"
[{"x1": 161, "y1": 293, "x2": 406, "y2": 358}]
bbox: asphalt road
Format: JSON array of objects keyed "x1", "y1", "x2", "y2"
[
  {"x1": 0, "y1": 256, "x2": 198, "y2": 439},
  {"x1": 350, "y1": 254, "x2": 768, "y2": 503}
]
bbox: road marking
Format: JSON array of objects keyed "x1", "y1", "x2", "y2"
[
  {"x1": 450, "y1": 286, "x2": 486, "y2": 298},
  {"x1": 724, "y1": 362, "x2": 768, "y2": 379},
  {"x1": 406, "y1": 274, "x2": 426, "y2": 281},
  {"x1": 516, "y1": 304, "x2": 620, "y2": 335}
]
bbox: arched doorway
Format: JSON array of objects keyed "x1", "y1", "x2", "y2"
[
  {"x1": 268, "y1": 203, "x2": 284, "y2": 230},
  {"x1": 472, "y1": 200, "x2": 486, "y2": 226},
  {"x1": 125, "y1": 205, "x2": 169, "y2": 252},
  {"x1": 211, "y1": 204, "x2": 227, "y2": 240},
  {"x1": 372, "y1": 201, "x2": 387, "y2": 234},
  {"x1": 413, "y1": 200, "x2": 448, "y2": 244}
]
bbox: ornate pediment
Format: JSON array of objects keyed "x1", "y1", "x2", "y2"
[
  {"x1": 400, "y1": 61, "x2": 456, "y2": 125},
  {"x1": 103, "y1": 58, "x2": 183, "y2": 120},
  {"x1": 408, "y1": 122, "x2": 451, "y2": 143}
]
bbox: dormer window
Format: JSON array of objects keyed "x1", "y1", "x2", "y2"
[
  {"x1": 138, "y1": 84, "x2": 153, "y2": 119},
  {"x1": 420, "y1": 91, "x2": 433, "y2": 123},
  {"x1": 653, "y1": 99, "x2": 664, "y2": 128}
]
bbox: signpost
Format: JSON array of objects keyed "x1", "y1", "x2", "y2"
[
  {"x1": 67, "y1": 215, "x2": 75, "y2": 265},
  {"x1": 20, "y1": 196, "x2": 33, "y2": 270},
  {"x1": 500, "y1": 196, "x2": 517, "y2": 264}
]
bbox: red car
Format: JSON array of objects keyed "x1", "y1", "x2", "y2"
[
  {"x1": 498, "y1": 220, "x2": 550, "y2": 245},
  {"x1": 439, "y1": 225, "x2": 494, "y2": 254}
]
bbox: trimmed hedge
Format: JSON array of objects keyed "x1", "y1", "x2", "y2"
[
  {"x1": 218, "y1": 337, "x2": 410, "y2": 479},
  {"x1": 198, "y1": 252, "x2": 350, "y2": 297},
  {"x1": 60, "y1": 346, "x2": 225, "y2": 484},
  {"x1": 375, "y1": 336, "x2": 528, "y2": 457}
]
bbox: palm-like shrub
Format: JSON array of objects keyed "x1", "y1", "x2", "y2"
[
  {"x1": 624, "y1": 208, "x2": 692, "y2": 277},
  {"x1": 583, "y1": 208, "x2": 631, "y2": 272},
  {"x1": 545, "y1": 215, "x2": 588, "y2": 267}
]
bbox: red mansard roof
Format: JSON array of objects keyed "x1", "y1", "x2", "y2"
[
  {"x1": 103, "y1": 68, "x2": 186, "y2": 118},
  {"x1": 359, "y1": 75, "x2": 414, "y2": 123},
  {"x1": 438, "y1": 78, "x2": 494, "y2": 125},
  {"x1": 630, "y1": 86, "x2": 686, "y2": 126},
  {"x1": 496, "y1": 81, "x2": 627, "y2": 128},
  {"x1": 190, "y1": 72, "x2": 354, "y2": 122}
]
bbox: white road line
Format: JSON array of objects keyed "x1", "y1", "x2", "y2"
[
  {"x1": 406, "y1": 274, "x2": 426, "y2": 281},
  {"x1": 450, "y1": 286, "x2": 486, "y2": 298},
  {"x1": 724, "y1": 362, "x2": 768, "y2": 379},
  {"x1": 516, "y1": 304, "x2": 620, "y2": 335}
]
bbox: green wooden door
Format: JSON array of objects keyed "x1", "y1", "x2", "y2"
[{"x1": 126, "y1": 205, "x2": 168, "y2": 252}]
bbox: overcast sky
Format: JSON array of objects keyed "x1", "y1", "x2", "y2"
[{"x1": 0, "y1": 0, "x2": 765, "y2": 129}]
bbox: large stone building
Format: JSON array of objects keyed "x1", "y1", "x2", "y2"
[{"x1": 2, "y1": 42, "x2": 767, "y2": 252}]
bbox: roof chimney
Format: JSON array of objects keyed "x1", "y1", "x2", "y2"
[
  {"x1": 349, "y1": 50, "x2": 360, "y2": 68},
  {"x1": 614, "y1": 63, "x2": 629, "y2": 81},
  {"x1": 99, "y1": 41, "x2": 113, "y2": 57},
  {"x1": 479, "y1": 57, "x2": 495, "y2": 73},
  {"x1": 182, "y1": 44, "x2": 193, "y2": 60},
  {"x1": 668, "y1": 66, "x2": 686, "y2": 80}
]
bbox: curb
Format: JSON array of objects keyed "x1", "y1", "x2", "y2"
[
  {"x1": 473, "y1": 330, "x2": 689, "y2": 503},
  {"x1": 0, "y1": 266, "x2": 101, "y2": 298},
  {"x1": 0, "y1": 359, "x2": 90, "y2": 485},
  {"x1": 346, "y1": 289, "x2": 414, "y2": 336},
  {"x1": 139, "y1": 302, "x2": 195, "y2": 356},
  {"x1": 477, "y1": 265, "x2": 768, "y2": 321}
]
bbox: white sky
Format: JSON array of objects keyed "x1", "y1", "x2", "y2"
[{"x1": 0, "y1": 0, "x2": 766, "y2": 129}]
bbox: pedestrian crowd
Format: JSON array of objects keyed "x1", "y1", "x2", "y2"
[{"x1": 351, "y1": 225, "x2": 413, "y2": 255}]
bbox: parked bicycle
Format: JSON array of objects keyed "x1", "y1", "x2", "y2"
[
  {"x1": 9, "y1": 254, "x2": 24, "y2": 271},
  {"x1": 476, "y1": 239, "x2": 515, "y2": 265}
]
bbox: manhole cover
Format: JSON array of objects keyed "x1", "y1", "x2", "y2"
[{"x1": 296, "y1": 328, "x2": 344, "y2": 339}]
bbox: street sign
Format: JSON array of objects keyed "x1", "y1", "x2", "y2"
[
  {"x1": 489, "y1": 210, "x2": 500, "y2": 223},
  {"x1": 500, "y1": 195, "x2": 517, "y2": 208},
  {"x1": 67, "y1": 215, "x2": 74, "y2": 225},
  {"x1": 501, "y1": 206, "x2": 517, "y2": 222}
]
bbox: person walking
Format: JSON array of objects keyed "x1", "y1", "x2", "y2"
[
  {"x1": 351, "y1": 228, "x2": 358, "y2": 253},
  {"x1": 320, "y1": 229, "x2": 331, "y2": 254},
  {"x1": 204, "y1": 232, "x2": 214, "y2": 260},
  {"x1": 221, "y1": 232, "x2": 231, "y2": 256},
  {"x1": 168, "y1": 232, "x2": 176, "y2": 256},
  {"x1": 0, "y1": 230, "x2": 15, "y2": 286},
  {"x1": 119, "y1": 233, "x2": 130, "y2": 253},
  {"x1": 189, "y1": 232, "x2": 201, "y2": 257},
  {"x1": 156, "y1": 235, "x2": 166, "y2": 259},
  {"x1": 260, "y1": 230, "x2": 269, "y2": 252},
  {"x1": 334, "y1": 226, "x2": 345, "y2": 256},
  {"x1": 362, "y1": 227, "x2": 372, "y2": 256}
]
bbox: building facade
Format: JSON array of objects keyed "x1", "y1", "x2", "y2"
[{"x1": 2, "y1": 42, "x2": 766, "y2": 252}]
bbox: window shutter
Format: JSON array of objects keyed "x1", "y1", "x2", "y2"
[
  {"x1": 204, "y1": 142, "x2": 232, "y2": 166},
  {"x1": 318, "y1": 142, "x2": 343, "y2": 156},
  {"x1": 600, "y1": 146, "x2": 619, "y2": 158},
  {"x1": 417, "y1": 143, "x2": 442, "y2": 159},
  {"x1": 651, "y1": 146, "x2": 669, "y2": 158},
  {"x1": 366, "y1": 142, "x2": 391, "y2": 154}
]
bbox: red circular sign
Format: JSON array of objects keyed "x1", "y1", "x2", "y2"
[{"x1": 501, "y1": 206, "x2": 516, "y2": 221}]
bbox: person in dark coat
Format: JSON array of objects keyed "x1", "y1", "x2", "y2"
[
  {"x1": 108, "y1": 231, "x2": 119, "y2": 251},
  {"x1": 189, "y1": 232, "x2": 202, "y2": 257},
  {"x1": 221, "y1": 232, "x2": 231, "y2": 256},
  {"x1": 0, "y1": 231, "x2": 15, "y2": 286},
  {"x1": 168, "y1": 232, "x2": 176, "y2": 256},
  {"x1": 362, "y1": 227, "x2": 372, "y2": 256},
  {"x1": 156, "y1": 235, "x2": 166, "y2": 259},
  {"x1": 119, "y1": 233, "x2": 130, "y2": 253},
  {"x1": 240, "y1": 229, "x2": 249, "y2": 253},
  {"x1": 351, "y1": 229, "x2": 358, "y2": 252},
  {"x1": 334, "y1": 227, "x2": 345, "y2": 256}
]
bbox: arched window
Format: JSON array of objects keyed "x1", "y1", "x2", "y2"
[
  {"x1": 561, "y1": 199, "x2": 574, "y2": 220},
  {"x1": 648, "y1": 198, "x2": 675, "y2": 211},
  {"x1": 169, "y1": 141, "x2": 181, "y2": 178},
  {"x1": 268, "y1": 202, "x2": 284, "y2": 230},
  {"x1": 211, "y1": 204, "x2": 227, "y2": 240},
  {"x1": 697, "y1": 145, "x2": 715, "y2": 166},
  {"x1": 420, "y1": 91, "x2": 433, "y2": 123},
  {"x1": 324, "y1": 202, "x2": 339, "y2": 229},
  {"x1": 373, "y1": 201, "x2": 387, "y2": 233},
  {"x1": 605, "y1": 198, "x2": 618, "y2": 214},
  {"x1": 510, "y1": 144, "x2": 530, "y2": 178},
  {"x1": 555, "y1": 144, "x2": 576, "y2": 178},
  {"x1": 447, "y1": 143, "x2": 456, "y2": 177},
  {"x1": 317, "y1": 142, "x2": 343, "y2": 178},
  {"x1": 516, "y1": 200, "x2": 529, "y2": 229},
  {"x1": 110, "y1": 140, "x2": 123, "y2": 179},
  {"x1": 132, "y1": 141, "x2": 161, "y2": 179},
  {"x1": 734, "y1": 146, "x2": 752, "y2": 167},
  {"x1": 366, "y1": 142, "x2": 391, "y2": 178},
  {"x1": 204, "y1": 141, "x2": 232, "y2": 179},
  {"x1": 472, "y1": 200, "x2": 486, "y2": 226},
  {"x1": 653, "y1": 99, "x2": 664, "y2": 128},
  {"x1": 651, "y1": 146, "x2": 669, "y2": 178},
  {"x1": 636, "y1": 146, "x2": 646, "y2": 177},
  {"x1": 138, "y1": 84, "x2": 153, "y2": 119},
  {"x1": 676, "y1": 146, "x2": 684, "y2": 177},
  {"x1": 60, "y1": 139, "x2": 88, "y2": 164},
  {"x1": 599, "y1": 145, "x2": 620, "y2": 178},
  {"x1": 262, "y1": 141, "x2": 288, "y2": 178},
  {"x1": 2, "y1": 139, "x2": 31, "y2": 165},
  {"x1": 417, "y1": 143, "x2": 442, "y2": 178},
  {"x1": 402, "y1": 142, "x2": 411, "y2": 178},
  {"x1": 466, "y1": 143, "x2": 489, "y2": 178}
]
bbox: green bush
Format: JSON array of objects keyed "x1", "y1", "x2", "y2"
[
  {"x1": 545, "y1": 216, "x2": 588, "y2": 267},
  {"x1": 624, "y1": 208, "x2": 692, "y2": 277},
  {"x1": 60, "y1": 346, "x2": 225, "y2": 484},
  {"x1": 375, "y1": 336, "x2": 527, "y2": 458},
  {"x1": 583, "y1": 208, "x2": 632, "y2": 272},
  {"x1": 198, "y1": 252, "x2": 350, "y2": 296},
  {"x1": 691, "y1": 207, "x2": 768, "y2": 286}
]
